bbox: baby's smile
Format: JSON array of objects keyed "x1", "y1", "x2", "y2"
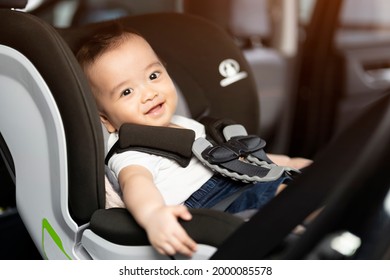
[{"x1": 146, "y1": 102, "x2": 165, "y2": 116}]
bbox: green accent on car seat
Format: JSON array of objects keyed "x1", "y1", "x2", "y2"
[{"x1": 42, "y1": 218, "x2": 72, "y2": 260}]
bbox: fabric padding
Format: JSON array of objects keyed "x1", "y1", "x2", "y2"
[
  {"x1": 118, "y1": 124, "x2": 194, "y2": 159},
  {"x1": 108, "y1": 123, "x2": 195, "y2": 167}
]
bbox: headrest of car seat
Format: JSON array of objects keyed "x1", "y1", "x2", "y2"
[
  {"x1": 0, "y1": 10, "x2": 106, "y2": 224},
  {"x1": 59, "y1": 12, "x2": 260, "y2": 134},
  {"x1": 183, "y1": 0, "x2": 271, "y2": 45}
]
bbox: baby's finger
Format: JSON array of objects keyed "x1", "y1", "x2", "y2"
[
  {"x1": 155, "y1": 242, "x2": 176, "y2": 256},
  {"x1": 183, "y1": 237, "x2": 197, "y2": 253},
  {"x1": 170, "y1": 235, "x2": 197, "y2": 257},
  {"x1": 174, "y1": 205, "x2": 193, "y2": 221},
  {"x1": 177, "y1": 229, "x2": 198, "y2": 253}
]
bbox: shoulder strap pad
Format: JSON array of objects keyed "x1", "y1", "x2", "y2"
[{"x1": 105, "y1": 124, "x2": 195, "y2": 167}]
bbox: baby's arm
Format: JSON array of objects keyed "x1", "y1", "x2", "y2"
[
  {"x1": 118, "y1": 165, "x2": 197, "y2": 257},
  {"x1": 267, "y1": 154, "x2": 313, "y2": 170}
]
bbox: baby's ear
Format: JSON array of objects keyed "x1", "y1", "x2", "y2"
[{"x1": 100, "y1": 114, "x2": 116, "y2": 133}]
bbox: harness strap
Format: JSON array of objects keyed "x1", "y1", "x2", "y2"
[
  {"x1": 199, "y1": 116, "x2": 237, "y2": 145},
  {"x1": 105, "y1": 123, "x2": 195, "y2": 167}
]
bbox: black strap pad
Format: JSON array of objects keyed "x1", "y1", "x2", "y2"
[{"x1": 105, "y1": 124, "x2": 195, "y2": 167}]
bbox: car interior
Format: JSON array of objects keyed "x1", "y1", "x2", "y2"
[{"x1": 1, "y1": 0, "x2": 390, "y2": 260}]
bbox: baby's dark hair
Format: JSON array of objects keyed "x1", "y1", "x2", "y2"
[{"x1": 76, "y1": 21, "x2": 141, "y2": 69}]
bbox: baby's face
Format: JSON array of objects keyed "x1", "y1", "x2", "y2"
[{"x1": 86, "y1": 35, "x2": 178, "y2": 132}]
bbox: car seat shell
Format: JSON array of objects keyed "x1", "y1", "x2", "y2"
[{"x1": 0, "y1": 44, "x2": 76, "y2": 259}]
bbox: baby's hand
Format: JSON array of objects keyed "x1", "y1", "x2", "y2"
[{"x1": 144, "y1": 205, "x2": 197, "y2": 257}]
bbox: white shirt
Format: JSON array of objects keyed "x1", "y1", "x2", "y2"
[{"x1": 107, "y1": 115, "x2": 214, "y2": 205}]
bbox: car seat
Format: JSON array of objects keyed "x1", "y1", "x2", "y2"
[{"x1": 0, "y1": 6, "x2": 261, "y2": 259}]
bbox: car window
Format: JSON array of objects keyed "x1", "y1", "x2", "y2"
[
  {"x1": 337, "y1": 0, "x2": 390, "y2": 48},
  {"x1": 341, "y1": 0, "x2": 390, "y2": 27}
]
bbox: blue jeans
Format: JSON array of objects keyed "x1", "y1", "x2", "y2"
[{"x1": 184, "y1": 174, "x2": 290, "y2": 214}]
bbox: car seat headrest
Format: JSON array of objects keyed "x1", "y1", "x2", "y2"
[{"x1": 59, "y1": 13, "x2": 260, "y2": 134}]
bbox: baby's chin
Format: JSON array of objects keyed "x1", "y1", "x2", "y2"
[{"x1": 141, "y1": 116, "x2": 174, "y2": 128}]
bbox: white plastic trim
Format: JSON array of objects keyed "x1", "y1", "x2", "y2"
[{"x1": 0, "y1": 44, "x2": 79, "y2": 259}]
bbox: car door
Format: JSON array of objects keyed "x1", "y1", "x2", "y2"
[
  {"x1": 289, "y1": 0, "x2": 390, "y2": 158},
  {"x1": 335, "y1": 0, "x2": 390, "y2": 134}
]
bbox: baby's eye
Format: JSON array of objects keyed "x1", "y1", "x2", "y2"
[
  {"x1": 121, "y1": 88, "x2": 133, "y2": 97},
  {"x1": 149, "y1": 72, "x2": 161, "y2": 80}
]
